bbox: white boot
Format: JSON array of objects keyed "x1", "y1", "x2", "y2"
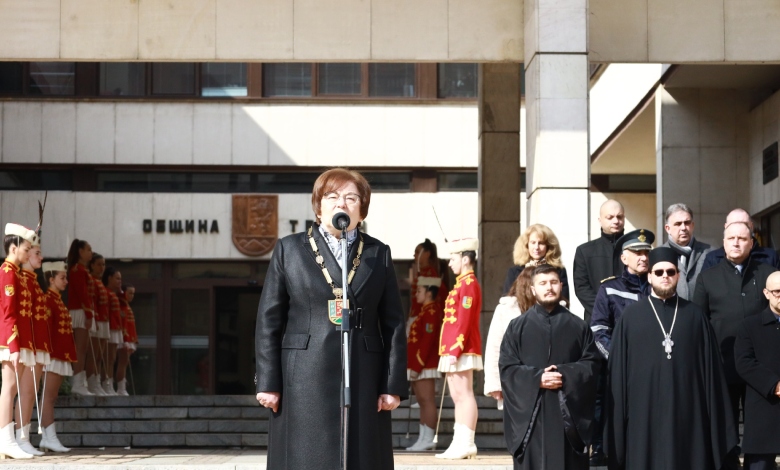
[
  {"x1": 87, "y1": 374, "x2": 106, "y2": 396},
  {"x1": 102, "y1": 378, "x2": 117, "y2": 396},
  {"x1": 15, "y1": 425, "x2": 43, "y2": 456},
  {"x1": 435, "y1": 423, "x2": 477, "y2": 460},
  {"x1": 39, "y1": 423, "x2": 70, "y2": 453},
  {"x1": 70, "y1": 371, "x2": 93, "y2": 396},
  {"x1": 406, "y1": 424, "x2": 436, "y2": 451},
  {"x1": 116, "y1": 379, "x2": 129, "y2": 397},
  {"x1": 0, "y1": 423, "x2": 32, "y2": 459}
]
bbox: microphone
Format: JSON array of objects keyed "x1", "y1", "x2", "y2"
[{"x1": 332, "y1": 212, "x2": 351, "y2": 230}]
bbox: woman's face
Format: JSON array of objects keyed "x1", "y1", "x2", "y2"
[
  {"x1": 126, "y1": 287, "x2": 135, "y2": 302},
  {"x1": 319, "y1": 181, "x2": 363, "y2": 233},
  {"x1": 91, "y1": 257, "x2": 106, "y2": 277},
  {"x1": 417, "y1": 248, "x2": 431, "y2": 267},
  {"x1": 52, "y1": 271, "x2": 68, "y2": 292},
  {"x1": 79, "y1": 243, "x2": 93, "y2": 264},
  {"x1": 528, "y1": 232, "x2": 548, "y2": 261},
  {"x1": 109, "y1": 271, "x2": 122, "y2": 291},
  {"x1": 415, "y1": 286, "x2": 427, "y2": 304}
]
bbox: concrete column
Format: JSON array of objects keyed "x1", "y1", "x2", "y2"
[
  {"x1": 524, "y1": 0, "x2": 590, "y2": 317},
  {"x1": 655, "y1": 86, "x2": 749, "y2": 246},
  {"x1": 477, "y1": 63, "x2": 522, "y2": 393}
]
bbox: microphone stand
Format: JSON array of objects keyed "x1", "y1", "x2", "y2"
[{"x1": 338, "y1": 225, "x2": 352, "y2": 470}]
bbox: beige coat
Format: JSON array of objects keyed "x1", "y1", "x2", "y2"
[{"x1": 483, "y1": 296, "x2": 523, "y2": 406}]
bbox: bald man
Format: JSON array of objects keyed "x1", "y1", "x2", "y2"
[
  {"x1": 735, "y1": 271, "x2": 780, "y2": 470},
  {"x1": 573, "y1": 200, "x2": 625, "y2": 466},
  {"x1": 573, "y1": 200, "x2": 626, "y2": 325},
  {"x1": 702, "y1": 209, "x2": 780, "y2": 271}
]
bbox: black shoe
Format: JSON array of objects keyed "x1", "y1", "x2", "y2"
[{"x1": 589, "y1": 452, "x2": 607, "y2": 467}]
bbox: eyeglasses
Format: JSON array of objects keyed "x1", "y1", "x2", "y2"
[
  {"x1": 765, "y1": 289, "x2": 780, "y2": 298},
  {"x1": 653, "y1": 268, "x2": 678, "y2": 277},
  {"x1": 323, "y1": 192, "x2": 360, "y2": 206}
]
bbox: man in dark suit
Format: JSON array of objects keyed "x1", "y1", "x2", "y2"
[
  {"x1": 573, "y1": 199, "x2": 625, "y2": 326},
  {"x1": 735, "y1": 271, "x2": 780, "y2": 470},
  {"x1": 661, "y1": 203, "x2": 712, "y2": 300},
  {"x1": 702, "y1": 208, "x2": 780, "y2": 271},
  {"x1": 694, "y1": 221, "x2": 776, "y2": 469}
]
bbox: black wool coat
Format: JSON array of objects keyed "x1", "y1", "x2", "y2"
[
  {"x1": 573, "y1": 230, "x2": 624, "y2": 324},
  {"x1": 692, "y1": 257, "x2": 775, "y2": 384},
  {"x1": 255, "y1": 226, "x2": 408, "y2": 470},
  {"x1": 734, "y1": 307, "x2": 780, "y2": 454}
]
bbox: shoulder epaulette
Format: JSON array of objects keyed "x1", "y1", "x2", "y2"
[{"x1": 600, "y1": 276, "x2": 616, "y2": 284}]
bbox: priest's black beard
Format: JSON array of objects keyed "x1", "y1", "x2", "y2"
[
  {"x1": 652, "y1": 284, "x2": 676, "y2": 298},
  {"x1": 537, "y1": 298, "x2": 559, "y2": 309}
]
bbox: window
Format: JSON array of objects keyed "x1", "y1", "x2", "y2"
[
  {"x1": 201, "y1": 63, "x2": 247, "y2": 97},
  {"x1": 317, "y1": 63, "x2": 362, "y2": 96},
  {"x1": 590, "y1": 174, "x2": 656, "y2": 193},
  {"x1": 438, "y1": 64, "x2": 478, "y2": 98},
  {"x1": 151, "y1": 63, "x2": 196, "y2": 95},
  {"x1": 100, "y1": 63, "x2": 145, "y2": 96},
  {"x1": 369, "y1": 64, "x2": 416, "y2": 97},
  {"x1": 263, "y1": 63, "x2": 312, "y2": 97},
  {"x1": 438, "y1": 172, "x2": 478, "y2": 191},
  {"x1": 29, "y1": 62, "x2": 76, "y2": 95},
  {"x1": 0, "y1": 171, "x2": 72, "y2": 191},
  {"x1": 0, "y1": 62, "x2": 23, "y2": 94},
  {"x1": 363, "y1": 172, "x2": 411, "y2": 191}
]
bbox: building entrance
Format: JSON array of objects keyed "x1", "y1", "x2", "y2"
[{"x1": 215, "y1": 286, "x2": 262, "y2": 395}]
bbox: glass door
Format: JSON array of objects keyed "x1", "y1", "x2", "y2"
[
  {"x1": 215, "y1": 286, "x2": 262, "y2": 394},
  {"x1": 170, "y1": 288, "x2": 211, "y2": 394}
]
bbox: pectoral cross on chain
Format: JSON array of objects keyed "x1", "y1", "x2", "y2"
[{"x1": 662, "y1": 335, "x2": 674, "y2": 359}]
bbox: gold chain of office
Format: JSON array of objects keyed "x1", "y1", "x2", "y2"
[{"x1": 307, "y1": 226, "x2": 364, "y2": 300}]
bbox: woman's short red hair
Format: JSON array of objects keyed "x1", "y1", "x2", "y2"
[{"x1": 311, "y1": 168, "x2": 372, "y2": 221}]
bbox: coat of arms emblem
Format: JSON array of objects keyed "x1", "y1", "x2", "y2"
[{"x1": 232, "y1": 195, "x2": 278, "y2": 257}]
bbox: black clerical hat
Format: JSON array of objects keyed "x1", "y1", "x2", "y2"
[
  {"x1": 649, "y1": 246, "x2": 678, "y2": 269},
  {"x1": 615, "y1": 229, "x2": 654, "y2": 252}
]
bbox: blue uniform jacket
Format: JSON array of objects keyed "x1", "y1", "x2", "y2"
[{"x1": 590, "y1": 267, "x2": 650, "y2": 359}]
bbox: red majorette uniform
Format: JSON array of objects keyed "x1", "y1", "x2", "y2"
[
  {"x1": 43, "y1": 262, "x2": 77, "y2": 377},
  {"x1": 68, "y1": 263, "x2": 95, "y2": 332},
  {"x1": 21, "y1": 269, "x2": 51, "y2": 365},
  {"x1": 407, "y1": 277, "x2": 443, "y2": 381},
  {"x1": 106, "y1": 290, "x2": 123, "y2": 345},
  {"x1": 91, "y1": 276, "x2": 110, "y2": 340},
  {"x1": 0, "y1": 224, "x2": 38, "y2": 367},
  {"x1": 438, "y1": 239, "x2": 483, "y2": 373},
  {"x1": 119, "y1": 293, "x2": 138, "y2": 351}
]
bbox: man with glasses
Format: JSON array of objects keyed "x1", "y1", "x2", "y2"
[
  {"x1": 735, "y1": 271, "x2": 780, "y2": 470},
  {"x1": 661, "y1": 203, "x2": 712, "y2": 300},
  {"x1": 588, "y1": 228, "x2": 654, "y2": 466},
  {"x1": 693, "y1": 221, "x2": 776, "y2": 469},
  {"x1": 606, "y1": 247, "x2": 737, "y2": 470}
]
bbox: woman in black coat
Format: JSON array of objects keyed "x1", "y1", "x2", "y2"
[{"x1": 255, "y1": 169, "x2": 407, "y2": 470}]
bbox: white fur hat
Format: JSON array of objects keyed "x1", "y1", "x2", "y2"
[
  {"x1": 42, "y1": 261, "x2": 67, "y2": 273},
  {"x1": 417, "y1": 276, "x2": 441, "y2": 288},
  {"x1": 4, "y1": 223, "x2": 39, "y2": 246},
  {"x1": 447, "y1": 238, "x2": 479, "y2": 255}
]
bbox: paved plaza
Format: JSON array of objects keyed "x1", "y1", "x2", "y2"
[{"x1": 0, "y1": 448, "x2": 516, "y2": 470}]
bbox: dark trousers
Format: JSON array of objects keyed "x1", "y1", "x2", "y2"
[
  {"x1": 723, "y1": 383, "x2": 746, "y2": 470},
  {"x1": 744, "y1": 454, "x2": 779, "y2": 470},
  {"x1": 591, "y1": 365, "x2": 607, "y2": 455}
]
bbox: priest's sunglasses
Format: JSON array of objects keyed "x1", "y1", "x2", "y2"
[
  {"x1": 652, "y1": 268, "x2": 678, "y2": 277},
  {"x1": 323, "y1": 192, "x2": 360, "y2": 206}
]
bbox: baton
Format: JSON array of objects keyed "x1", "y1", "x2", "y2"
[
  {"x1": 30, "y1": 367, "x2": 41, "y2": 433},
  {"x1": 13, "y1": 364, "x2": 24, "y2": 439},
  {"x1": 405, "y1": 383, "x2": 414, "y2": 439},
  {"x1": 432, "y1": 373, "x2": 448, "y2": 444},
  {"x1": 39, "y1": 369, "x2": 47, "y2": 434},
  {"x1": 432, "y1": 206, "x2": 448, "y2": 242},
  {"x1": 128, "y1": 354, "x2": 136, "y2": 395}
]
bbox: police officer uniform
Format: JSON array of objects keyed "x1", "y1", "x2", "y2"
[{"x1": 588, "y1": 228, "x2": 654, "y2": 466}]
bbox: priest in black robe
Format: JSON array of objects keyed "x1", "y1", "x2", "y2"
[
  {"x1": 605, "y1": 247, "x2": 737, "y2": 470},
  {"x1": 499, "y1": 264, "x2": 601, "y2": 470}
]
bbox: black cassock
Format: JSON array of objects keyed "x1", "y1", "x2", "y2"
[
  {"x1": 499, "y1": 303, "x2": 600, "y2": 470},
  {"x1": 605, "y1": 295, "x2": 737, "y2": 470}
]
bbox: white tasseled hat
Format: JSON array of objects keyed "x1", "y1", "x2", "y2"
[
  {"x1": 42, "y1": 261, "x2": 67, "y2": 273},
  {"x1": 447, "y1": 238, "x2": 479, "y2": 255},
  {"x1": 4, "y1": 223, "x2": 39, "y2": 246},
  {"x1": 417, "y1": 276, "x2": 441, "y2": 288}
]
